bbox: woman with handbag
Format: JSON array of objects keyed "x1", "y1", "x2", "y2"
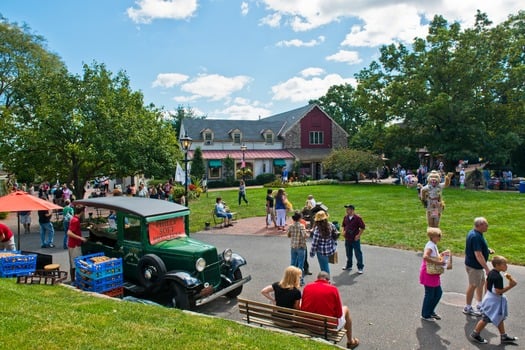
[
  {"x1": 420, "y1": 227, "x2": 450, "y2": 321},
  {"x1": 309, "y1": 210, "x2": 339, "y2": 279}
]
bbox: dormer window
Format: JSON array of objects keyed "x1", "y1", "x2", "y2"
[
  {"x1": 230, "y1": 129, "x2": 242, "y2": 144},
  {"x1": 260, "y1": 129, "x2": 274, "y2": 145},
  {"x1": 202, "y1": 129, "x2": 214, "y2": 145}
]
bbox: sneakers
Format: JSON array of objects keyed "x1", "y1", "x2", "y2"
[
  {"x1": 421, "y1": 316, "x2": 435, "y2": 322},
  {"x1": 357, "y1": 269, "x2": 364, "y2": 274},
  {"x1": 431, "y1": 313, "x2": 441, "y2": 320},
  {"x1": 48, "y1": 243, "x2": 55, "y2": 248},
  {"x1": 342, "y1": 266, "x2": 352, "y2": 271},
  {"x1": 501, "y1": 334, "x2": 518, "y2": 343},
  {"x1": 463, "y1": 306, "x2": 481, "y2": 317},
  {"x1": 470, "y1": 332, "x2": 488, "y2": 344}
]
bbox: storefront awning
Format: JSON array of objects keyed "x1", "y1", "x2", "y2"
[
  {"x1": 208, "y1": 160, "x2": 222, "y2": 168},
  {"x1": 273, "y1": 159, "x2": 286, "y2": 167}
]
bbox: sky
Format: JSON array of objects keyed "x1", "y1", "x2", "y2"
[{"x1": 1, "y1": 0, "x2": 522, "y2": 120}]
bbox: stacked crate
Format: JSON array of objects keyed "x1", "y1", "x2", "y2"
[
  {"x1": 75, "y1": 252, "x2": 124, "y2": 298},
  {"x1": 0, "y1": 251, "x2": 37, "y2": 277}
]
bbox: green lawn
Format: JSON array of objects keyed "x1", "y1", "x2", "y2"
[
  {"x1": 2, "y1": 182, "x2": 523, "y2": 348},
  {"x1": 189, "y1": 183, "x2": 525, "y2": 265}
]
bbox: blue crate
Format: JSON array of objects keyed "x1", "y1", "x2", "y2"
[
  {"x1": 75, "y1": 273, "x2": 124, "y2": 293},
  {"x1": 75, "y1": 252, "x2": 123, "y2": 279},
  {"x1": 0, "y1": 251, "x2": 37, "y2": 277}
]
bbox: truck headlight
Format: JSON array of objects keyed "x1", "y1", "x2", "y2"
[
  {"x1": 195, "y1": 258, "x2": 206, "y2": 272},
  {"x1": 222, "y1": 248, "x2": 232, "y2": 262}
]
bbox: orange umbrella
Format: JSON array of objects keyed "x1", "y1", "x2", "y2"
[{"x1": 0, "y1": 190, "x2": 62, "y2": 249}]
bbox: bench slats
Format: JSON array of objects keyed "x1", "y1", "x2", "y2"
[{"x1": 237, "y1": 297, "x2": 345, "y2": 343}]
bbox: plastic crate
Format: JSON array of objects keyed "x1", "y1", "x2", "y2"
[
  {"x1": 75, "y1": 252, "x2": 123, "y2": 279},
  {"x1": 102, "y1": 286, "x2": 124, "y2": 298},
  {"x1": 17, "y1": 270, "x2": 68, "y2": 285},
  {"x1": 0, "y1": 251, "x2": 37, "y2": 277},
  {"x1": 75, "y1": 273, "x2": 123, "y2": 293}
]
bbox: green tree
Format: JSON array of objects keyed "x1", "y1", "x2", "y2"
[
  {"x1": 190, "y1": 147, "x2": 205, "y2": 181},
  {"x1": 323, "y1": 149, "x2": 382, "y2": 183},
  {"x1": 0, "y1": 17, "x2": 181, "y2": 198},
  {"x1": 354, "y1": 11, "x2": 525, "y2": 170}
]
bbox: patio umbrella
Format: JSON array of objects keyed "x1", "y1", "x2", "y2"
[{"x1": 0, "y1": 190, "x2": 62, "y2": 250}]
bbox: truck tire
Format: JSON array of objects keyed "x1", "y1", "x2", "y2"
[
  {"x1": 225, "y1": 269, "x2": 243, "y2": 298},
  {"x1": 137, "y1": 254, "x2": 166, "y2": 291},
  {"x1": 170, "y1": 282, "x2": 191, "y2": 310}
]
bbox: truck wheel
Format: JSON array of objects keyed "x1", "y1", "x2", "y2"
[
  {"x1": 137, "y1": 254, "x2": 166, "y2": 291},
  {"x1": 170, "y1": 282, "x2": 191, "y2": 310},
  {"x1": 225, "y1": 269, "x2": 243, "y2": 298}
]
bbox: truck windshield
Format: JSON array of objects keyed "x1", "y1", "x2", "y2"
[{"x1": 148, "y1": 217, "x2": 186, "y2": 245}]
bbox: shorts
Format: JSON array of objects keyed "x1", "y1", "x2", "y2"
[
  {"x1": 336, "y1": 308, "x2": 346, "y2": 330},
  {"x1": 20, "y1": 214, "x2": 32, "y2": 225},
  {"x1": 466, "y1": 266, "x2": 485, "y2": 288},
  {"x1": 68, "y1": 246, "x2": 82, "y2": 267}
]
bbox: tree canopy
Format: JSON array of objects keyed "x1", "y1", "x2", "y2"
[{"x1": 0, "y1": 18, "x2": 181, "y2": 195}]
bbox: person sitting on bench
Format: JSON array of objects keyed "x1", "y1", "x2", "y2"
[
  {"x1": 302, "y1": 271, "x2": 360, "y2": 349},
  {"x1": 215, "y1": 197, "x2": 233, "y2": 227}
]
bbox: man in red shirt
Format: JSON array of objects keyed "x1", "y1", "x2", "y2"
[
  {"x1": 0, "y1": 222, "x2": 16, "y2": 251},
  {"x1": 301, "y1": 271, "x2": 359, "y2": 349},
  {"x1": 66, "y1": 206, "x2": 87, "y2": 282}
]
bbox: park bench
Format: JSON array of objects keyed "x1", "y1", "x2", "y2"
[{"x1": 237, "y1": 297, "x2": 346, "y2": 344}]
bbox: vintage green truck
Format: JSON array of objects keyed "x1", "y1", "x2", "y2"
[{"x1": 74, "y1": 196, "x2": 251, "y2": 309}]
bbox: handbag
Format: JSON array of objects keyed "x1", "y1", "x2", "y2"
[
  {"x1": 328, "y1": 251, "x2": 338, "y2": 264},
  {"x1": 426, "y1": 261, "x2": 444, "y2": 275}
]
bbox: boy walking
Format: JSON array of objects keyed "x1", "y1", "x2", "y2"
[{"x1": 470, "y1": 255, "x2": 518, "y2": 345}]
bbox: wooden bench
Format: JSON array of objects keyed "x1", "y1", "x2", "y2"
[{"x1": 237, "y1": 297, "x2": 346, "y2": 344}]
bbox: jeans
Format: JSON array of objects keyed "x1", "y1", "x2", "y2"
[
  {"x1": 40, "y1": 222, "x2": 55, "y2": 246},
  {"x1": 291, "y1": 248, "x2": 306, "y2": 283},
  {"x1": 238, "y1": 192, "x2": 248, "y2": 205},
  {"x1": 316, "y1": 253, "x2": 330, "y2": 277},
  {"x1": 421, "y1": 285, "x2": 443, "y2": 318},
  {"x1": 345, "y1": 239, "x2": 364, "y2": 270},
  {"x1": 63, "y1": 221, "x2": 70, "y2": 248}
]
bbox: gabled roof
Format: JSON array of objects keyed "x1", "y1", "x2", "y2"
[{"x1": 182, "y1": 104, "x2": 324, "y2": 142}]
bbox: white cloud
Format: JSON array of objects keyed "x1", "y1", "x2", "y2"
[
  {"x1": 271, "y1": 72, "x2": 355, "y2": 102},
  {"x1": 127, "y1": 0, "x2": 198, "y2": 24},
  {"x1": 241, "y1": 2, "x2": 249, "y2": 16},
  {"x1": 260, "y1": 12, "x2": 282, "y2": 28},
  {"x1": 217, "y1": 102, "x2": 273, "y2": 120},
  {"x1": 180, "y1": 74, "x2": 253, "y2": 101},
  {"x1": 341, "y1": 4, "x2": 427, "y2": 47},
  {"x1": 300, "y1": 67, "x2": 325, "y2": 77},
  {"x1": 326, "y1": 50, "x2": 362, "y2": 65},
  {"x1": 152, "y1": 73, "x2": 189, "y2": 88},
  {"x1": 276, "y1": 35, "x2": 325, "y2": 47},
  {"x1": 260, "y1": 0, "x2": 523, "y2": 46}
]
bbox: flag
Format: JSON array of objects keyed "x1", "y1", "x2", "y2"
[{"x1": 175, "y1": 162, "x2": 185, "y2": 184}]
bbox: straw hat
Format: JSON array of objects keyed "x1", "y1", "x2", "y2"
[{"x1": 314, "y1": 210, "x2": 329, "y2": 222}]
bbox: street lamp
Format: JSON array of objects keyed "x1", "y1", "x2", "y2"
[
  {"x1": 240, "y1": 143, "x2": 247, "y2": 180},
  {"x1": 180, "y1": 134, "x2": 192, "y2": 233}
]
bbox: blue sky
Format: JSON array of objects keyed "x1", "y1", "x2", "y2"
[{"x1": 2, "y1": 0, "x2": 522, "y2": 120}]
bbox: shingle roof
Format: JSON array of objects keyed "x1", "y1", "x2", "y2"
[{"x1": 182, "y1": 104, "x2": 317, "y2": 142}]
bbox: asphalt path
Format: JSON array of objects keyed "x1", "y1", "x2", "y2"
[{"x1": 6, "y1": 213, "x2": 525, "y2": 350}]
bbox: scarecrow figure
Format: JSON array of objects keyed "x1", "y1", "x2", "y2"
[{"x1": 420, "y1": 170, "x2": 451, "y2": 227}]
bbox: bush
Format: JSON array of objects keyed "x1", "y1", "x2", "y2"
[
  {"x1": 255, "y1": 173, "x2": 276, "y2": 185},
  {"x1": 0, "y1": 212, "x2": 8, "y2": 220}
]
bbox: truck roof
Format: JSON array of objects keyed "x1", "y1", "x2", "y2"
[{"x1": 74, "y1": 197, "x2": 189, "y2": 218}]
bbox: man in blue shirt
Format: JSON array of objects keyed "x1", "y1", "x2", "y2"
[{"x1": 463, "y1": 217, "x2": 494, "y2": 316}]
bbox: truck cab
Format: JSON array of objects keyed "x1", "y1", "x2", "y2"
[{"x1": 74, "y1": 196, "x2": 250, "y2": 309}]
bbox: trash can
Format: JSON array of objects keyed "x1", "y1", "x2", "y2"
[{"x1": 519, "y1": 181, "x2": 525, "y2": 194}]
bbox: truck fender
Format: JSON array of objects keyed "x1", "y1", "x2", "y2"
[{"x1": 163, "y1": 271, "x2": 202, "y2": 289}]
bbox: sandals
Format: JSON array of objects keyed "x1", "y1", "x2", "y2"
[{"x1": 347, "y1": 337, "x2": 359, "y2": 349}]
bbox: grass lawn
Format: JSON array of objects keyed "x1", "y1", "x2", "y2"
[
  {"x1": 189, "y1": 183, "x2": 525, "y2": 265},
  {"x1": 2, "y1": 182, "x2": 523, "y2": 349}
]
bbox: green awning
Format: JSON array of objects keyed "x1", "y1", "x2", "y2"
[
  {"x1": 208, "y1": 160, "x2": 222, "y2": 168},
  {"x1": 273, "y1": 159, "x2": 286, "y2": 167}
]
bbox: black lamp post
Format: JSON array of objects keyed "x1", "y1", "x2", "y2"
[
  {"x1": 240, "y1": 143, "x2": 247, "y2": 180},
  {"x1": 180, "y1": 134, "x2": 192, "y2": 232}
]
